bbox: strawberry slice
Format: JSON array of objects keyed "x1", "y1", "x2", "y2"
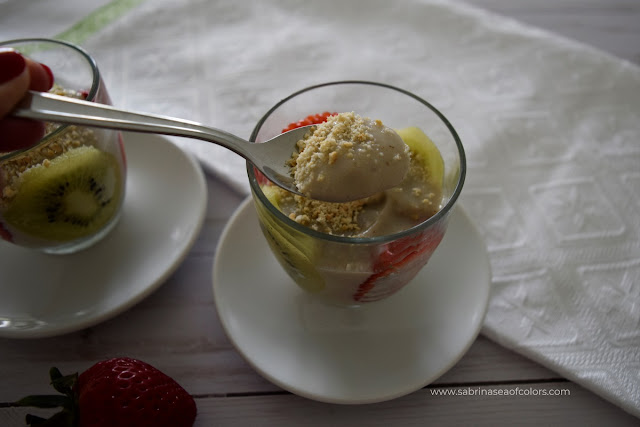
[
  {"x1": 375, "y1": 227, "x2": 444, "y2": 272},
  {"x1": 281, "y1": 111, "x2": 336, "y2": 133},
  {"x1": 354, "y1": 225, "x2": 445, "y2": 302},
  {"x1": 254, "y1": 166, "x2": 270, "y2": 186}
]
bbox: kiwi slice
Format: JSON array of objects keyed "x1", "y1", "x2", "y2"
[
  {"x1": 255, "y1": 195, "x2": 325, "y2": 293},
  {"x1": 395, "y1": 127, "x2": 444, "y2": 188},
  {"x1": 3, "y1": 145, "x2": 123, "y2": 242},
  {"x1": 261, "y1": 221, "x2": 325, "y2": 293},
  {"x1": 261, "y1": 184, "x2": 282, "y2": 209}
]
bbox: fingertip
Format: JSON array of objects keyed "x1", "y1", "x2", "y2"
[
  {"x1": 41, "y1": 63, "x2": 54, "y2": 89},
  {"x1": 26, "y1": 59, "x2": 54, "y2": 91},
  {"x1": 0, "y1": 49, "x2": 27, "y2": 84},
  {"x1": 0, "y1": 50, "x2": 30, "y2": 117}
]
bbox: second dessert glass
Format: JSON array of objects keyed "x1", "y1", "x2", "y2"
[
  {"x1": 0, "y1": 38, "x2": 126, "y2": 254},
  {"x1": 248, "y1": 81, "x2": 465, "y2": 306}
]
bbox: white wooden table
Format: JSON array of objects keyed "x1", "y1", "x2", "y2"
[{"x1": 1, "y1": 1, "x2": 639, "y2": 425}]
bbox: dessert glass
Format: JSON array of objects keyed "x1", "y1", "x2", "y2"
[
  {"x1": 247, "y1": 81, "x2": 466, "y2": 306},
  {"x1": 0, "y1": 39, "x2": 126, "y2": 254}
]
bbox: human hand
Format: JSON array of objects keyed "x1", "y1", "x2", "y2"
[{"x1": 0, "y1": 49, "x2": 54, "y2": 152}]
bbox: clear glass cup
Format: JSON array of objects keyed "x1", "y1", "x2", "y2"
[
  {"x1": 0, "y1": 39, "x2": 126, "y2": 254},
  {"x1": 247, "y1": 81, "x2": 466, "y2": 306}
]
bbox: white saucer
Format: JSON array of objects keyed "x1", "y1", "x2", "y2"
[
  {"x1": 0, "y1": 133, "x2": 207, "y2": 339},
  {"x1": 213, "y1": 199, "x2": 491, "y2": 404}
]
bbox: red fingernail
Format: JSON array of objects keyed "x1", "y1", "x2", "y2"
[
  {"x1": 40, "y1": 63, "x2": 54, "y2": 88},
  {"x1": 0, "y1": 50, "x2": 26, "y2": 84}
]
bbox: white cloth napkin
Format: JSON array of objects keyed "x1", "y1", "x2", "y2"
[{"x1": 3, "y1": 0, "x2": 639, "y2": 417}]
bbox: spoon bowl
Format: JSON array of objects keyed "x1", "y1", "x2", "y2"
[{"x1": 12, "y1": 91, "x2": 312, "y2": 197}]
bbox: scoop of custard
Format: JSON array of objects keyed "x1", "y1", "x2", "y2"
[{"x1": 291, "y1": 112, "x2": 410, "y2": 202}]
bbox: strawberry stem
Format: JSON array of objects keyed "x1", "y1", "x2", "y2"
[
  {"x1": 49, "y1": 368, "x2": 77, "y2": 396},
  {"x1": 14, "y1": 367, "x2": 79, "y2": 427},
  {"x1": 16, "y1": 395, "x2": 70, "y2": 408},
  {"x1": 24, "y1": 414, "x2": 47, "y2": 425}
]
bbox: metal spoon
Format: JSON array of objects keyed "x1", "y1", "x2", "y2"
[{"x1": 12, "y1": 90, "x2": 312, "y2": 197}]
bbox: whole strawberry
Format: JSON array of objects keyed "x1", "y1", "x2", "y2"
[{"x1": 16, "y1": 357, "x2": 197, "y2": 427}]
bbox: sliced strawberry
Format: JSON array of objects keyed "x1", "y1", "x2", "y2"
[
  {"x1": 254, "y1": 166, "x2": 270, "y2": 186},
  {"x1": 375, "y1": 228, "x2": 444, "y2": 272},
  {"x1": 281, "y1": 111, "x2": 336, "y2": 133},
  {"x1": 354, "y1": 225, "x2": 445, "y2": 302}
]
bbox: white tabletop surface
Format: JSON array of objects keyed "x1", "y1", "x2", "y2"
[{"x1": 1, "y1": 1, "x2": 639, "y2": 425}]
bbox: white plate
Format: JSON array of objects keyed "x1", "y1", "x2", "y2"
[
  {"x1": 213, "y1": 198, "x2": 491, "y2": 404},
  {"x1": 0, "y1": 133, "x2": 207, "y2": 339}
]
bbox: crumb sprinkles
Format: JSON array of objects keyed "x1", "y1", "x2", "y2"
[
  {"x1": 0, "y1": 85, "x2": 98, "y2": 207},
  {"x1": 283, "y1": 191, "x2": 370, "y2": 235},
  {"x1": 288, "y1": 112, "x2": 410, "y2": 203}
]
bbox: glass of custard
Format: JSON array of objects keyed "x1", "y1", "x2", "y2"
[
  {"x1": 247, "y1": 81, "x2": 465, "y2": 306},
  {"x1": 0, "y1": 39, "x2": 126, "y2": 254}
]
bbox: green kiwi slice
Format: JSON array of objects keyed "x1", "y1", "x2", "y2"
[
  {"x1": 261, "y1": 220, "x2": 325, "y2": 293},
  {"x1": 256, "y1": 188, "x2": 325, "y2": 293},
  {"x1": 261, "y1": 184, "x2": 282, "y2": 209},
  {"x1": 3, "y1": 145, "x2": 123, "y2": 242},
  {"x1": 395, "y1": 127, "x2": 444, "y2": 188}
]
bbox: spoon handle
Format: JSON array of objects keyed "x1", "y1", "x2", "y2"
[{"x1": 12, "y1": 91, "x2": 253, "y2": 159}]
